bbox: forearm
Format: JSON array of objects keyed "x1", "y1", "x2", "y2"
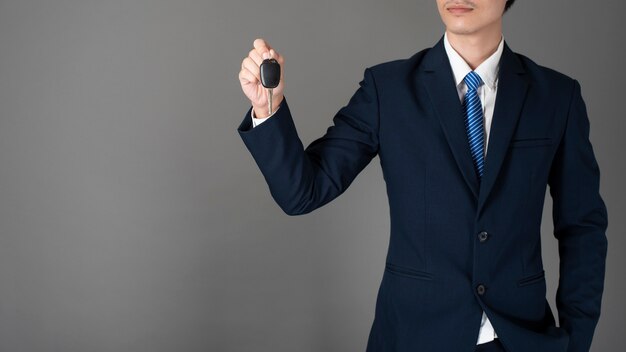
[
  {"x1": 237, "y1": 68, "x2": 380, "y2": 215},
  {"x1": 548, "y1": 80, "x2": 608, "y2": 352},
  {"x1": 238, "y1": 98, "x2": 321, "y2": 214}
]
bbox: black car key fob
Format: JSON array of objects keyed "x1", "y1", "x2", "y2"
[
  {"x1": 260, "y1": 58, "x2": 280, "y2": 88},
  {"x1": 260, "y1": 58, "x2": 281, "y2": 115}
]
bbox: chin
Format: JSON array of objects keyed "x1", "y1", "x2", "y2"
[{"x1": 445, "y1": 24, "x2": 477, "y2": 35}]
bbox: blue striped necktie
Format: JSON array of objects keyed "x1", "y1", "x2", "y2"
[{"x1": 462, "y1": 71, "x2": 485, "y2": 180}]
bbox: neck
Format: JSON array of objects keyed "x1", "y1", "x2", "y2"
[{"x1": 446, "y1": 27, "x2": 502, "y2": 70}]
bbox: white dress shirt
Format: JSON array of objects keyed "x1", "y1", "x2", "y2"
[
  {"x1": 249, "y1": 33, "x2": 505, "y2": 345},
  {"x1": 444, "y1": 31, "x2": 504, "y2": 344},
  {"x1": 250, "y1": 104, "x2": 277, "y2": 126}
]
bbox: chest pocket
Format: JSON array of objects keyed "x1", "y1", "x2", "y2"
[{"x1": 509, "y1": 137, "x2": 553, "y2": 148}]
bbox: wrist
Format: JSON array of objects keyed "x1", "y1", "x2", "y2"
[
  {"x1": 252, "y1": 106, "x2": 269, "y2": 119},
  {"x1": 252, "y1": 95, "x2": 283, "y2": 119}
]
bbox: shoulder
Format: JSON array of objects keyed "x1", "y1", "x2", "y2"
[
  {"x1": 363, "y1": 47, "x2": 432, "y2": 82},
  {"x1": 513, "y1": 51, "x2": 578, "y2": 91}
]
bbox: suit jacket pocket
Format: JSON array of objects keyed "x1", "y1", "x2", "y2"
[
  {"x1": 509, "y1": 137, "x2": 553, "y2": 148},
  {"x1": 385, "y1": 262, "x2": 433, "y2": 281},
  {"x1": 517, "y1": 270, "x2": 545, "y2": 287}
]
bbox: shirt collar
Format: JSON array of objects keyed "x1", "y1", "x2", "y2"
[{"x1": 443, "y1": 32, "x2": 504, "y2": 91}]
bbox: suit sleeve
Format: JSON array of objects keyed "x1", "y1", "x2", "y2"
[
  {"x1": 547, "y1": 79, "x2": 608, "y2": 352},
  {"x1": 237, "y1": 68, "x2": 380, "y2": 215}
]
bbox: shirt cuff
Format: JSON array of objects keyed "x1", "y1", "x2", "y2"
[{"x1": 251, "y1": 106, "x2": 280, "y2": 127}]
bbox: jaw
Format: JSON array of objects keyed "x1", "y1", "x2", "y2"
[{"x1": 443, "y1": 15, "x2": 502, "y2": 38}]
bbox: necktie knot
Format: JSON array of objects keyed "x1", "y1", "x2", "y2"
[{"x1": 464, "y1": 71, "x2": 483, "y2": 91}]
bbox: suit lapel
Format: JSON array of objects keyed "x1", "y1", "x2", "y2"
[
  {"x1": 420, "y1": 37, "x2": 479, "y2": 200},
  {"x1": 477, "y1": 43, "x2": 529, "y2": 215},
  {"x1": 418, "y1": 38, "x2": 529, "y2": 209}
]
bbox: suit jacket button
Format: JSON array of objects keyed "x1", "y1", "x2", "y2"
[
  {"x1": 478, "y1": 231, "x2": 489, "y2": 242},
  {"x1": 476, "y1": 284, "x2": 486, "y2": 295}
]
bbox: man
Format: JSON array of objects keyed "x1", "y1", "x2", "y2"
[{"x1": 236, "y1": 1, "x2": 608, "y2": 351}]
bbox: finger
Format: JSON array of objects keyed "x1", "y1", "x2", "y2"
[
  {"x1": 248, "y1": 48, "x2": 263, "y2": 66},
  {"x1": 253, "y1": 38, "x2": 271, "y2": 59},
  {"x1": 242, "y1": 57, "x2": 260, "y2": 80},
  {"x1": 269, "y1": 49, "x2": 284, "y2": 65},
  {"x1": 238, "y1": 67, "x2": 258, "y2": 85},
  {"x1": 253, "y1": 38, "x2": 272, "y2": 52}
]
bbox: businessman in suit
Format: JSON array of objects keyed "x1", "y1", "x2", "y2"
[{"x1": 236, "y1": 0, "x2": 608, "y2": 351}]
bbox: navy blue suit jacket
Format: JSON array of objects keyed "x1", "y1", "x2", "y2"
[{"x1": 237, "y1": 37, "x2": 608, "y2": 352}]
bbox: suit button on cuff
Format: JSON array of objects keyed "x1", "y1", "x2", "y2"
[{"x1": 476, "y1": 284, "x2": 486, "y2": 295}]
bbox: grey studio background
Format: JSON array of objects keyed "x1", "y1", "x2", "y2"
[{"x1": 0, "y1": 0, "x2": 624, "y2": 351}]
